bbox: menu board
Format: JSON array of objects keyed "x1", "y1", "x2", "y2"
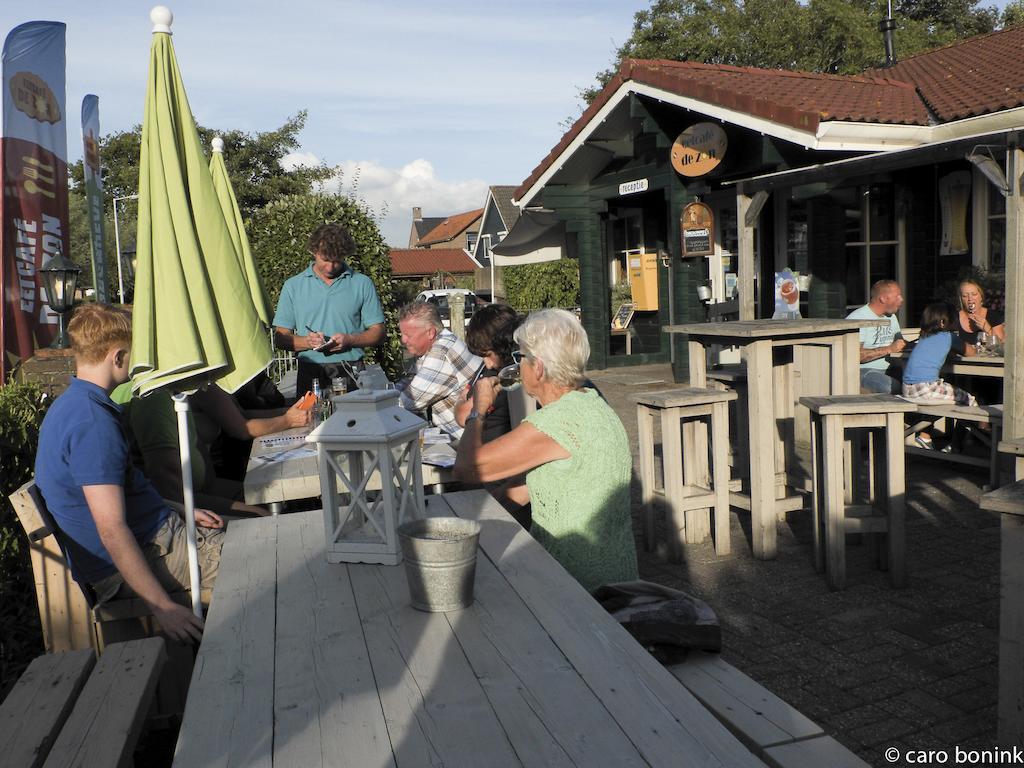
[{"x1": 611, "y1": 302, "x2": 636, "y2": 330}]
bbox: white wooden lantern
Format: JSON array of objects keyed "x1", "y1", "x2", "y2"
[{"x1": 306, "y1": 389, "x2": 427, "y2": 564}]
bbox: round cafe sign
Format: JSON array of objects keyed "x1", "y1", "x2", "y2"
[{"x1": 671, "y1": 123, "x2": 728, "y2": 177}]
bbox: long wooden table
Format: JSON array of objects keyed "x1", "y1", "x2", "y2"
[
  {"x1": 172, "y1": 490, "x2": 765, "y2": 767},
  {"x1": 665, "y1": 318, "x2": 888, "y2": 560},
  {"x1": 890, "y1": 351, "x2": 1005, "y2": 378},
  {"x1": 244, "y1": 427, "x2": 454, "y2": 512}
]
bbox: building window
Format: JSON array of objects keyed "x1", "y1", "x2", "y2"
[
  {"x1": 837, "y1": 183, "x2": 898, "y2": 310},
  {"x1": 466, "y1": 231, "x2": 478, "y2": 252}
]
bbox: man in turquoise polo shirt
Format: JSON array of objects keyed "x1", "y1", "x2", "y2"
[{"x1": 273, "y1": 223, "x2": 386, "y2": 397}]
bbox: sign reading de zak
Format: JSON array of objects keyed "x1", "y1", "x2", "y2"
[
  {"x1": 680, "y1": 202, "x2": 714, "y2": 258},
  {"x1": 671, "y1": 123, "x2": 728, "y2": 178}
]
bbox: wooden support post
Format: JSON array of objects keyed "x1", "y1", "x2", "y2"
[
  {"x1": 736, "y1": 190, "x2": 757, "y2": 321},
  {"x1": 999, "y1": 141, "x2": 1024, "y2": 746}
]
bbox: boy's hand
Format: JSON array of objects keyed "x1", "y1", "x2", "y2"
[
  {"x1": 154, "y1": 601, "x2": 205, "y2": 644},
  {"x1": 194, "y1": 508, "x2": 224, "y2": 529}
]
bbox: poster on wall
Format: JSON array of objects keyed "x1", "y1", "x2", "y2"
[
  {"x1": 939, "y1": 170, "x2": 971, "y2": 255},
  {"x1": 680, "y1": 201, "x2": 714, "y2": 257}
]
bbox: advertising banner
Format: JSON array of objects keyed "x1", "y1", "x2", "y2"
[
  {"x1": 81, "y1": 95, "x2": 108, "y2": 303},
  {"x1": 1, "y1": 21, "x2": 68, "y2": 373}
]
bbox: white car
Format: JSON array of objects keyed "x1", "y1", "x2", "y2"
[{"x1": 415, "y1": 289, "x2": 480, "y2": 328}]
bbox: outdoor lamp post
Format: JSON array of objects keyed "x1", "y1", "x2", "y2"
[
  {"x1": 306, "y1": 389, "x2": 428, "y2": 564},
  {"x1": 39, "y1": 248, "x2": 81, "y2": 349}
]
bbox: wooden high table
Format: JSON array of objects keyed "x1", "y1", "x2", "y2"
[
  {"x1": 664, "y1": 318, "x2": 889, "y2": 560},
  {"x1": 172, "y1": 489, "x2": 765, "y2": 767}
]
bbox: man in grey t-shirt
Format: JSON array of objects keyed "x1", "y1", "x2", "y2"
[{"x1": 846, "y1": 279, "x2": 906, "y2": 394}]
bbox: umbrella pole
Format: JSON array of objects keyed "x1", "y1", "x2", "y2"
[{"x1": 172, "y1": 392, "x2": 204, "y2": 619}]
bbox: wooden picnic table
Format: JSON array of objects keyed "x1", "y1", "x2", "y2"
[
  {"x1": 890, "y1": 351, "x2": 1005, "y2": 378},
  {"x1": 244, "y1": 426, "x2": 455, "y2": 512},
  {"x1": 172, "y1": 489, "x2": 765, "y2": 767},
  {"x1": 664, "y1": 318, "x2": 888, "y2": 560}
]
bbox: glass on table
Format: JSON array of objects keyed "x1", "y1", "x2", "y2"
[{"x1": 497, "y1": 362, "x2": 521, "y2": 389}]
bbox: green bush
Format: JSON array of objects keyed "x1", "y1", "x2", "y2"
[
  {"x1": 249, "y1": 193, "x2": 404, "y2": 380},
  {"x1": 504, "y1": 259, "x2": 581, "y2": 312},
  {"x1": 0, "y1": 380, "x2": 49, "y2": 690}
]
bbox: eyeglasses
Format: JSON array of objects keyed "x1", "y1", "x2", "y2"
[{"x1": 511, "y1": 350, "x2": 526, "y2": 364}]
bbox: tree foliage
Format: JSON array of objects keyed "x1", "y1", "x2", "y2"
[
  {"x1": 248, "y1": 193, "x2": 404, "y2": 380},
  {"x1": 503, "y1": 260, "x2": 581, "y2": 312},
  {"x1": 583, "y1": 0, "x2": 1008, "y2": 102},
  {"x1": 67, "y1": 111, "x2": 333, "y2": 300}
]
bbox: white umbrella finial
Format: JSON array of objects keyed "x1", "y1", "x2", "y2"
[
  {"x1": 151, "y1": 6, "x2": 173, "y2": 34},
  {"x1": 212, "y1": 136, "x2": 224, "y2": 153}
]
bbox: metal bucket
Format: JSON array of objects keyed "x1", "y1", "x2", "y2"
[{"x1": 398, "y1": 517, "x2": 481, "y2": 612}]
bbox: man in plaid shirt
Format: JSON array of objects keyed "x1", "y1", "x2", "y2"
[{"x1": 395, "y1": 301, "x2": 482, "y2": 438}]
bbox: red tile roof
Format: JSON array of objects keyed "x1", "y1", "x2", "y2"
[
  {"x1": 514, "y1": 26, "x2": 1024, "y2": 201},
  {"x1": 514, "y1": 59, "x2": 926, "y2": 200},
  {"x1": 416, "y1": 209, "x2": 483, "y2": 246},
  {"x1": 865, "y1": 24, "x2": 1024, "y2": 122},
  {"x1": 389, "y1": 248, "x2": 477, "y2": 277}
]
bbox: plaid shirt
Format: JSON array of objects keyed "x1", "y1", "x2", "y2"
[{"x1": 397, "y1": 330, "x2": 482, "y2": 437}]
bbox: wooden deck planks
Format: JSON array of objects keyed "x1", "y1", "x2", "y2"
[
  {"x1": 441, "y1": 491, "x2": 766, "y2": 768},
  {"x1": 172, "y1": 517, "x2": 279, "y2": 768},
  {"x1": 273, "y1": 513, "x2": 395, "y2": 768},
  {"x1": 0, "y1": 648, "x2": 95, "y2": 768}
]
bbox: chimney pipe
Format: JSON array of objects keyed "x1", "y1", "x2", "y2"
[
  {"x1": 413, "y1": 206, "x2": 422, "y2": 221},
  {"x1": 879, "y1": 16, "x2": 897, "y2": 67}
]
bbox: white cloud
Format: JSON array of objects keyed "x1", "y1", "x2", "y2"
[{"x1": 285, "y1": 155, "x2": 489, "y2": 247}]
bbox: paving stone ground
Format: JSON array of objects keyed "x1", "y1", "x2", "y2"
[{"x1": 587, "y1": 363, "x2": 1000, "y2": 767}]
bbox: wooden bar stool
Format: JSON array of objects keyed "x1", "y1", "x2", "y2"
[
  {"x1": 634, "y1": 387, "x2": 737, "y2": 560},
  {"x1": 800, "y1": 394, "x2": 917, "y2": 590}
]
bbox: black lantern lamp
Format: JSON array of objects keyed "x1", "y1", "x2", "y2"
[{"x1": 39, "y1": 246, "x2": 81, "y2": 349}]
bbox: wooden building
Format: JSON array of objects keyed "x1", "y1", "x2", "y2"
[{"x1": 507, "y1": 26, "x2": 1024, "y2": 382}]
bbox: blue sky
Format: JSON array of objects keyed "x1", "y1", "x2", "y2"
[{"x1": 3, "y1": 1, "x2": 642, "y2": 245}]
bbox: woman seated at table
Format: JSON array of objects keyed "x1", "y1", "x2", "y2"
[
  {"x1": 122, "y1": 386, "x2": 309, "y2": 517},
  {"x1": 454, "y1": 309, "x2": 638, "y2": 592},
  {"x1": 454, "y1": 304, "x2": 522, "y2": 443},
  {"x1": 957, "y1": 278, "x2": 1005, "y2": 346}
]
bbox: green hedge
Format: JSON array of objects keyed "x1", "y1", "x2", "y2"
[
  {"x1": 248, "y1": 193, "x2": 403, "y2": 380},
  {"x1": 504, "y1": 259, "x2": 581, "y2": 312},
  {"x1": 0, "y1": 381, "x2": 49, "y2": 690}
]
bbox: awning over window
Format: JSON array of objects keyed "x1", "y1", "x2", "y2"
[{"x1": 490, "y1": 209, "x2": 572, "y2": 265}]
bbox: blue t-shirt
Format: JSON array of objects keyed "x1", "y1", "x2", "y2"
[
  {"x1": 34, "y1": 378, "x2": 170, "y2": 583},
  {"x1": 847, "y1": 304, "x2": 901, "y2": 371},
  {"x1": 903, "y1": 331, "x2": 966, "y2": 385},
  {"x1": 272, "y1": 264, "x2": 386, "y2": 364}
]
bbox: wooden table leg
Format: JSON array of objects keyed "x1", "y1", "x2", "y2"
[
  {"x1": 636, "y1": 404, "x2": 657, "y2": 551},
  {"x1": 823, "y1": 413, "x2": 847, "y2": 590},
  {"x1": 688, "y1": 340, "x2": 707, "y2": 387},
  {"x1": 885, "y1": 412, "x2": 907, "y2": 588},
  {"x1": 744, "y1": 339, "x2": 777, "y2": 559},
  {"x1": 711, "y1": 400, "x2": 731, "y2": 556}
]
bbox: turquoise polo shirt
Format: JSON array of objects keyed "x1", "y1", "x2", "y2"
[{"x1": 273, "y1": 264, "x2": 386, "y2": 363}]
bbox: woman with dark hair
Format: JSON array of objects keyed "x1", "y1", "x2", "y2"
[
  {"x1": 902, "y1": 302, "x2": 978, "y2": 450},
  {"x1": 455, "y1": 304, "x2": 522, "y2": 443}
]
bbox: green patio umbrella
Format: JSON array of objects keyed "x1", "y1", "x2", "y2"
[
  {"x1": 209, "y1": 136, "x2": 272, "y2": 326},
  {"x1": 130, "y1": 6, "x2": 272, "y2": 616}
]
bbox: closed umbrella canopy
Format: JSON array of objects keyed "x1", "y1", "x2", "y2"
[
  {"x1": 490, "y1": 209, "x2": 569, "y2": 266},
  {"x1": 130, "y1": 9, "x2": 271, "y2": 398},
  {"x1": 209, "y1": 135, "x2": 271, "y2": 326}
]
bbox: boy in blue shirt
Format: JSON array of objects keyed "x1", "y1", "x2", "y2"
[{"x1": 34, "y1": 303, "x2": 224, "y2": 644}]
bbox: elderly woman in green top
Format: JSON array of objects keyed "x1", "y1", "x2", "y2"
[{"x1": 455, "y1": 308, "x2": 638, "y2": 592}]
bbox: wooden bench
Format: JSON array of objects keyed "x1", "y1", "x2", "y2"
[
  {"x1": 10, "y1": 480, "x2": 203, "y2": 719},
  {"x1": 668, "y1": 651, "x2": 869, "y2": 768},
  {"x1": 0, "y1": 638, "x2": 166, "y2": 768},
  {"x1": 904, "y1": 402, "x2": 1003, "y2": 488}
]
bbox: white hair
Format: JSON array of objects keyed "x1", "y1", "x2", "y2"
[
  {"x1": 513, "y1": 309, "x2": 589, "y2": 388},
  {"x1": 399, "y1": 300, "x2": 443, "y2": 332}
]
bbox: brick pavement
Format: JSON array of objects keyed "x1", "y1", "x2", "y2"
[{"x1": 587, "y1": 363, "x2": 999, "y2": 767}]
